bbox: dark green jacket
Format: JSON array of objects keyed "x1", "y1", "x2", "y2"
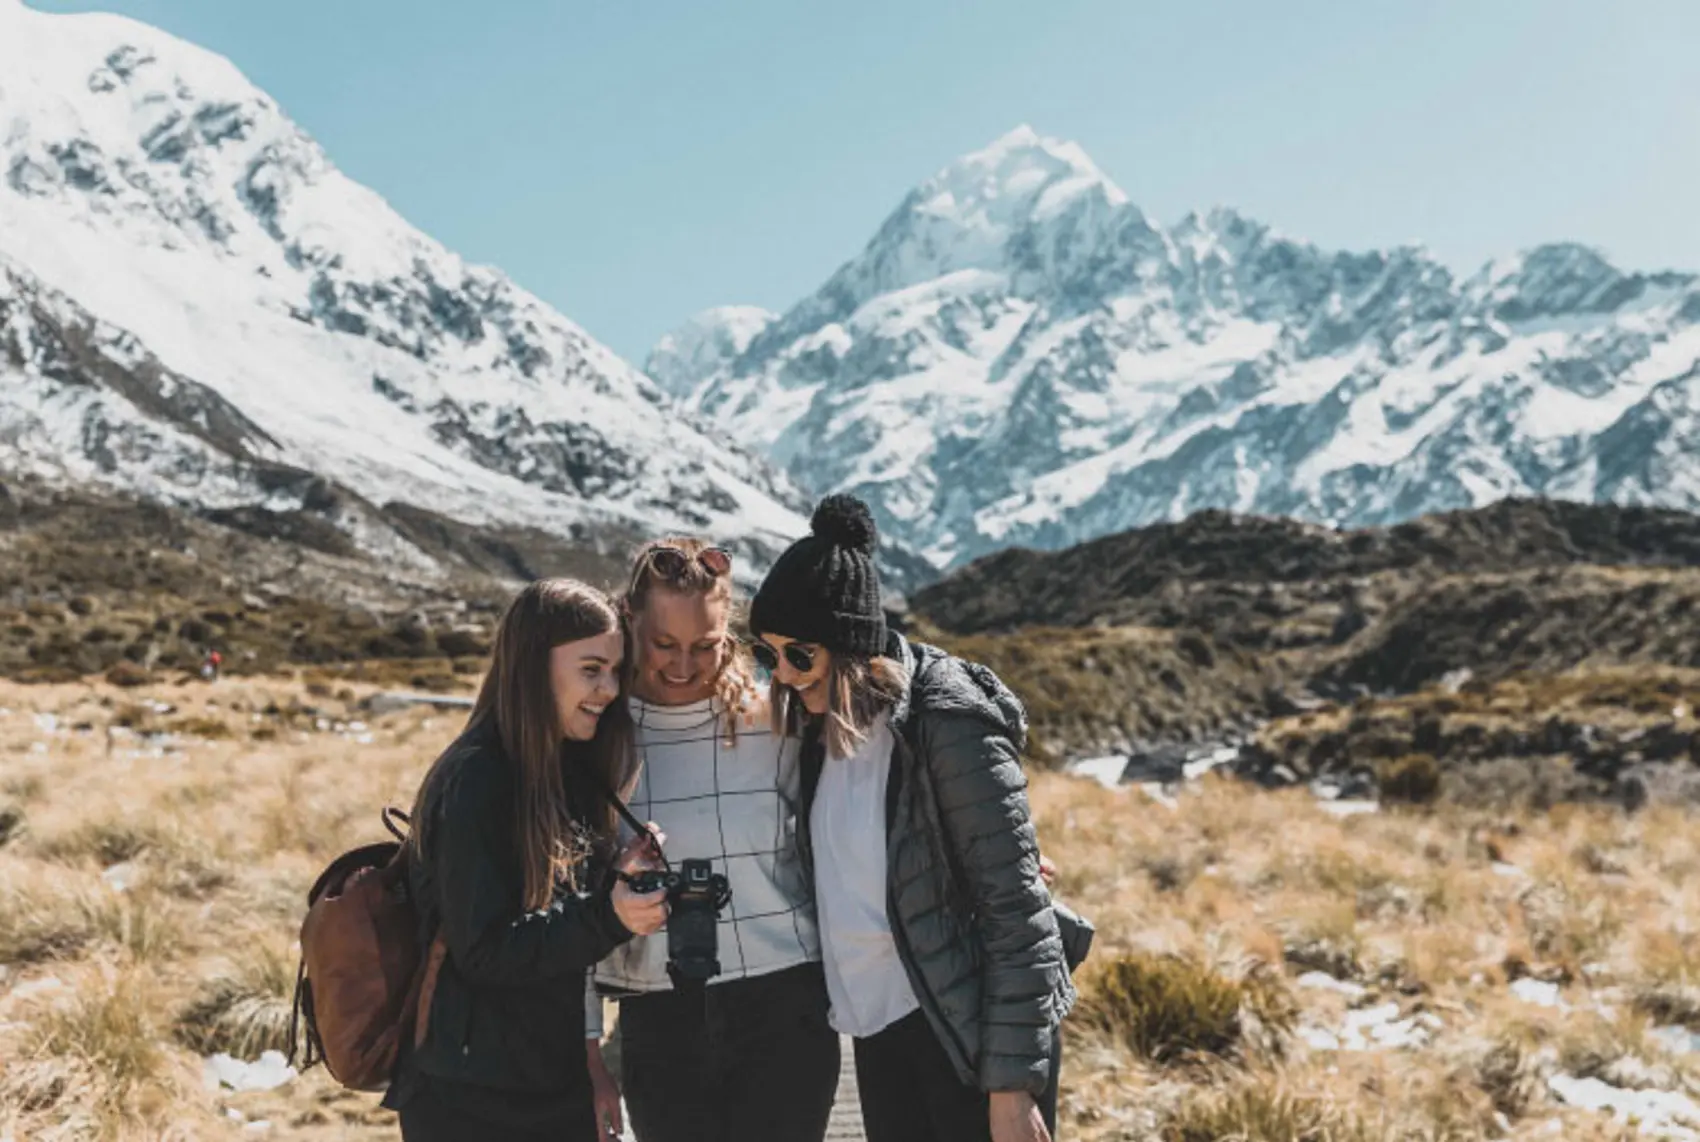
[
  {"x1": 405, "y1": 723, "x2": 633, "y2": 1097},
  {"x1": 799, "y1": 635, "x2": 1076, "y2": 1096}
]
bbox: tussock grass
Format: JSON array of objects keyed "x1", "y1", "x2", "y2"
[
  {"x1": 0, "y1": 871, "x2": 184, "y2": 966},
  {"x1": 1633, "y1": 984, "x2": 1700, "y2": 1030},
  {"x1": 0, "y1": 867, "x2": 99, "y2": 963},
  {"x1": 1469, "y1": 1038, "x2": 1546, "y2": 1119},
  {"x1": 22, "y1": 972, "x2": 165, "y2": 1131},
  {"x1": 3, "y1": 672, "x2": 1698, "y2": 1142},
  {"x1": 1076, "y1": 951, "x2": 1296, "y2": 1064},
  {"x1": 175, "y1": 940, "x2": 298, "y2": 1060},
  {"x1": 1161, "y1": 1076, "x2": 1370, "y2": 1142},
  {"x1": 3, "y1": 773, "x2": 45, "y2": 801},
  {"x1": 0, "y1": 800, "x2": 23, "y2": 848},
  {"x1": 32, "y1": 817, "x2": 178, "y2": 867},
  {"x1": 1032, "y1": 757, "x2": 1700, "y2": 1142},
  {"x1": 85, "y1": 889, "x2": 184, "y2": 964},
  {"x1": 29, "y1": 811, "x2": 231, "y2": 901}
]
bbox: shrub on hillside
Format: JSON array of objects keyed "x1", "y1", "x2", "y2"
[
  {"x1": 168, "y1": 716, "x2": 232, "y2": 740},
  {"x1": 436, "y1": 628, "x2": 489, "y2": 658},
  {"x1": 104, "y1": 661, "x2": 151, "y2": 688},
  {"x1": 1379, "y1": 753, "x2": 1442, "y2": 804}
]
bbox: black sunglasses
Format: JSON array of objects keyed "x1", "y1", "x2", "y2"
[
  {"x1": 643, "y1": 544, "x2": 733, "y2": 582},
  {"x1": 750, "y1": 639, "x2": 817, "y2": 675}
]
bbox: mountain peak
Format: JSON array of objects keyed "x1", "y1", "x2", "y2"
[
  {"x1": 924, "y1": 125, "x2": 1129, "y2": 223},
  {"x1": 662, "y1": 130, "x2": 1700, "y2": 570},
  {"x1": 797, "y1": 128, "x2": 1135, "y2": 314}
]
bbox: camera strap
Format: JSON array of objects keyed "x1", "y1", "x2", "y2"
[{"x1": 590, "y1": 766, "x2": 673, "y2": 876}]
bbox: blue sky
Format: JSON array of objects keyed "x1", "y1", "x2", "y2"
[{"x1": 31, "y1": 0, "x2": 1700, "y2": 363}]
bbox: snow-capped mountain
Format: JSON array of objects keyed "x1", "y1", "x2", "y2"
[
  {"x1": 0, "y1": 0, "x2": 809, "y2": 576},
  {"x1": 652, "y1": 125, "x2": 1700, "y2": 567},
  {"x1": 646, "y1": 305, "x2": 777, "y2": 402}
]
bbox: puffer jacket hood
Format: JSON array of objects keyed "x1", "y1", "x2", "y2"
[{"x1": 889, "y1": 633, "x2": 1028, "y2": 753}]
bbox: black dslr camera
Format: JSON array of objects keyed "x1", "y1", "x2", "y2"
[{"x1": 626, "y1": 858, "x2": 732, "y2": 987}]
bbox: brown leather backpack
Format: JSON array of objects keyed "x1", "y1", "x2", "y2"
[{"x1": 289, "y1": 808, "x2": 446, "y2": 1091}]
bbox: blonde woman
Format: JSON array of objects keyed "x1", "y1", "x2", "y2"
[
  {"x1": 585, "y1": 539, "x2": 839, "y2": 1142},
  {"x1": 749, "y1": 497, "x2": 1073, "y2": 1142}
]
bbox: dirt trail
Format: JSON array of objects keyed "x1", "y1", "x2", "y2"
[{"x1": 826, "y1": 1036, "x2": 866, "y2": 1139}]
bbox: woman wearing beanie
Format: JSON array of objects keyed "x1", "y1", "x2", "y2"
[{"x1": 749, "y1": 495, "x2": 1074, "y2": 1142}]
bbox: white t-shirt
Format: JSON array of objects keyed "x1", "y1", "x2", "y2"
[{"x1": 810, "y1": 713, "x2": 920, "y2": 1038}]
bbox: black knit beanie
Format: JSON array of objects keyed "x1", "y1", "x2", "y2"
[{"x1": 750, "y1": 494, "x2": 885, "y2": 657}]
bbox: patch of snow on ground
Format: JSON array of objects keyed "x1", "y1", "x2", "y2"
[
  {"x1": 1652, "y1": 1025, "x2": 1700, "y2": 1055},
  {"x1": 1296, "y1": 971, "x2": 1369, "y2": 1000},
  {"x1": 1318, "y1": 799, "x2": 1380, "y2": 818},
  {"x1": 1548, "y1": 1073, "x2": 1700, "y2": 1140},
  {"x1": 1064, "y1": 756, "x2": 1128, "y2": 791},
  {"x1": 1510, "y1": 978, "x2": 1567, "y2": 1009},
  {"x1": 1302, "y1": 1001, "x2": 1440, "y2": 1052},
  {"x1": 203, "y1": 1050, "x2": 297, "y2": 1093}
]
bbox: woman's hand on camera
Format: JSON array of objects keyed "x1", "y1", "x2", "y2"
[
  {"x1": 612, "y1": 824, "x2": 668, "y2": 936},
  {"x1": 616, "y1": 823, "x2": 666, "y2": 873},
  {"x1": 612, "y1": 877, "x2": 668, "y2": 935}
]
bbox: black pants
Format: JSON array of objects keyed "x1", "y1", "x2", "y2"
[
  {"x1": 853, "y1": 1010, "x2": 1061, "y2": 1142},
  {"x1": 618, "y1": 962, "x2": 841, "y2": 1142},
  {"x1": 396, "y1": 1076, "x2": 598, "y2": 1142}
]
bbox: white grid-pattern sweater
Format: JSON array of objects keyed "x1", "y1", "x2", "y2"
[{"x1": 591, "y1": 695, "x2": 821, "y2": 995}]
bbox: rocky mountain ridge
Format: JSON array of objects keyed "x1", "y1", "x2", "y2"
[
  {"x1": 655, "y1": 126, "x2": 1700, "y2": 568},
  {"x1": 0, "y1": 0, "x2": 811, "y2": 582}
]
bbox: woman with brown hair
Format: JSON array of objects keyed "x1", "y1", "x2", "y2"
[
  {"x1": 381, "y1": 578, "x2": 669, "y2": 1142},
  {"x1": 749, "y1": 496, "x2": 1075, "y2": 1142},
  {"x1": 584, "y1": 539, "x2": 840, "y2": 1142}
]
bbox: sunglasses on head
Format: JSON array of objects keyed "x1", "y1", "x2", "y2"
[
  {"x1": 749, "y1": 639, "x2": 818, "y2": 675},
  {"x1": 643, "y1": 544, "x2": 733, "y2": 582}
]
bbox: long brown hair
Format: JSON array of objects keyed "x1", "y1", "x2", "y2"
[
  {"x1": 411, "y1": 579, "x2": 635, "y2": 909},
  {"x1": 622, "y1": 536, "x2": 760, "y2": 734},
  {"x1": 771, "y1": 651, "x2": 909, "y2": 760}
]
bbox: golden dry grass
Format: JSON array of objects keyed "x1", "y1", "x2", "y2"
[
  {"x1": 0, "y1": 675, "x2": 431, "y2": 1141},
  {"x1": 1038, "y1": 770, "x2": 1700, "y2": 1141},
  {"x1": 2, "y1": 674, "x2": 1699, "y2": 1140}
]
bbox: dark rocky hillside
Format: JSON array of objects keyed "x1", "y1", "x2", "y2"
[
  {"x1": 912, "y1": 498, "x2": 1700, "y2": 806},
  {"x1": 915, "y1": 499, "x2": 1700, "y2": 635},
  {"x1": 0, "y1": 476, "x2": 636, "y2": 684}
]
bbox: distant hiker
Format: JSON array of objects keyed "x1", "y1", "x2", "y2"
[
  {"x1": 751, "y1": 495, "x2": 1077, "y2": 1142},
  {"x1": 381, "y1": 579, "x2": 668, "y2": 1142},
  {"x1": 583, "y1": 538, "x2": 840, "y2": 1142},
  {"x1": 200, "y1": 650, "x2": 222, "y2": 682}
]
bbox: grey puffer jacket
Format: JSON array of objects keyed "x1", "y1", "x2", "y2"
[{"x1": 798, "y1": 634, "x2": 1076, "y2": 1096}]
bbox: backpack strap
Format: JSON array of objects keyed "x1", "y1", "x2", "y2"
[
  {"x1": 411, "y1": 934, "x2": 450, "y2": 1049},
  {"x1": 381, "y1": 807, "x2": 411, "y2": 843}
]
